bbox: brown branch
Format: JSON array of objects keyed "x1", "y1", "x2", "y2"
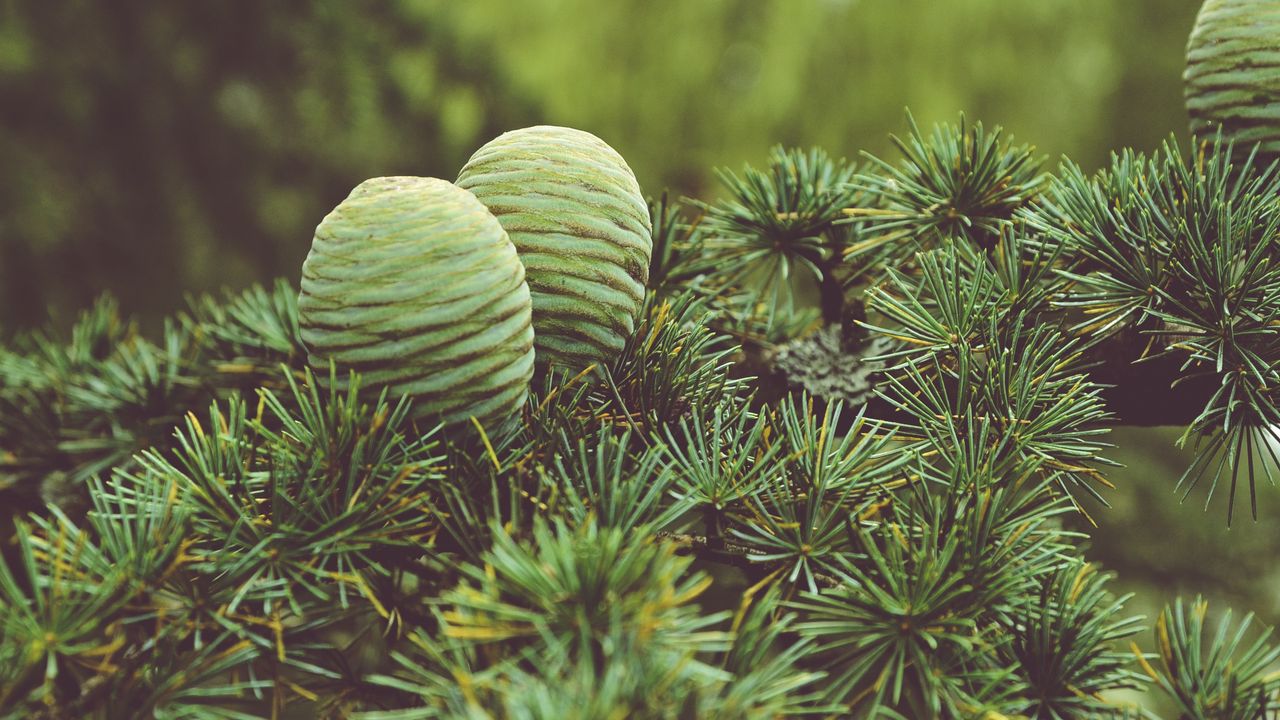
[
  {"x1": 1083, "y1": 331, "x2": 1216, "y2": 427},
  {"x1": 747, "y1": 323, "x2": 1216, "y2": 428}
]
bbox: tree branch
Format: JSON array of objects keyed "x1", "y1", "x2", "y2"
[{"x1": 747, "y1": 323, "x2": 1216, "y2": 428}]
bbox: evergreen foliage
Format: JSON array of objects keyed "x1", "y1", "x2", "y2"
[{"x1": 4, "y1": 113, "x2": 1280, "y2": 719}]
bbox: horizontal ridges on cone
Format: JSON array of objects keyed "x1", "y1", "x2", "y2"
[
  {"x1": 456, "y1": 125, "x2": 652, "y2": 373},
  {"x1": 298, "y1": 176, "x2": 534, "y2": 426},
  {"x1": 1185, "y1": 0, "x2": 1280, "y2": 154}
]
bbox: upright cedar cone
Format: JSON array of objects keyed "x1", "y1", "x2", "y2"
[
  {"x1": 298, "y1": 176, "x2": 534, "y2": 427},
  {"x1": 457, "y1": 125, "x2": 652, "y2": 375},
  {"x1": 1185, "y1": 0, "x2": 1280, "y2": 161}
]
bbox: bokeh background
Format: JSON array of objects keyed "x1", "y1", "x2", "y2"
[
  {"x1": 6, "y1": 0, "x2": 1280, "y2": 711},
  {"x1": 1, "y1": 0, "x2": 1202, "y2": 329}
]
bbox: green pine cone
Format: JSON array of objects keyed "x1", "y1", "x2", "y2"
[
  {"x1": 456, "y1": 125, "x2": 652, "y2": 374},
  {"x1": 298, "y1": 176, "x2": 534, "y2": 427},
  {"x1": 1185, "y1": 0, "x2": 1280, "y2": 159}
]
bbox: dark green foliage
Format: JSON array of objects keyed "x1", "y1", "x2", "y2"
[
  {"x1": 1144, "y1": 141, "x2": 1280, "y2": 522},
  {"x1": 360, "y1": 519, "x2": 737, "y2": 719},
  {"x1": 862, "y1": 237, "x2": 1114, "y2": 509},
  {"x1": 1002, "y1": 562, "x2": 1147, "y2": 719},
  {"x1": 646, "y1": 192, "x2": 706, "y2": 295},
  {"x1": 592, "y1": 290, "x2": 744, "y2": 426},
  {"x1": 701, "y1": 146, "x2": 859, "y2": 251},
  {"x1": 1025, "y1": 149, "x2": 1164, "y2": 340},
  {"x1": 790, "y1": 511, "x2": 1022, "y2": 715},
  {"x1": 786, "y1": 452, "x2": 1083, "y2": 718},
  {"x1": 695, "y1": 146, "x2": 862, "y2": 332},
  {"x1": 708, "y1": 589, "x2": 833, "y2": 717},
  {"x1": 542, "y1": 426, "x2": 683, "y2": 534},
  {"x1": 731, "y1": 398, "x2": 902, "y2": 594},
  {"x1": 1025, "y1": 135, "x2": 1280, "y2": 521},
  {"x1": 185, "y1": 279, "x2": 306, "y2": 364},
  {"x1": 0, "y1": 281, "x2": 305, "y2": 516},
  {"x1": 7, "y1": 115, "x2": 1280, "y2": 719},
  {"x1": 1, "y1": 371, "x2": 430, "y2": 717},
  {"x1": 848, "y1": 113, "x2": 1045, "y2": 260},
  {"x1": 437, "y1": 518, "x2": 729, "y2": 668},
  {"x1": 862, "y1": 241, "x2": 1008, "y2": 360},
  {"x1": 1143, "y1": 596, "x2": 1280, "y2": 720},
  {"x1": 660, "y1": 397, "x2": 778, "y2": 515},
  {"x1": 877, "y1": 318, "x2": 1115, "y2": 507}
]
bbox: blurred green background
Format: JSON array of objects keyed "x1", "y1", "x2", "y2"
[
  {"x1": 7, "y1": 0, "x2": 1280, "y2": 710},
  {"x1": 1, "y1": 0, "x2": 1201, "y2": 330}
]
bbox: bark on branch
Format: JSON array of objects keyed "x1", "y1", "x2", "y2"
[{"x1": 742, "y1": 323, "x2": 1216, "y2": 428}]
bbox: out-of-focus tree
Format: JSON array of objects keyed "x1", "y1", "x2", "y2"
[
  {"x1": 442, "y1": 0, "x2": 1199, "y2": 189},
  {"x1": 0, "y1": 0, "x2": 538, "y2": 327},
  {"x1": 0, "y1": 0, "x2": 1199, "y2": 329}
]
